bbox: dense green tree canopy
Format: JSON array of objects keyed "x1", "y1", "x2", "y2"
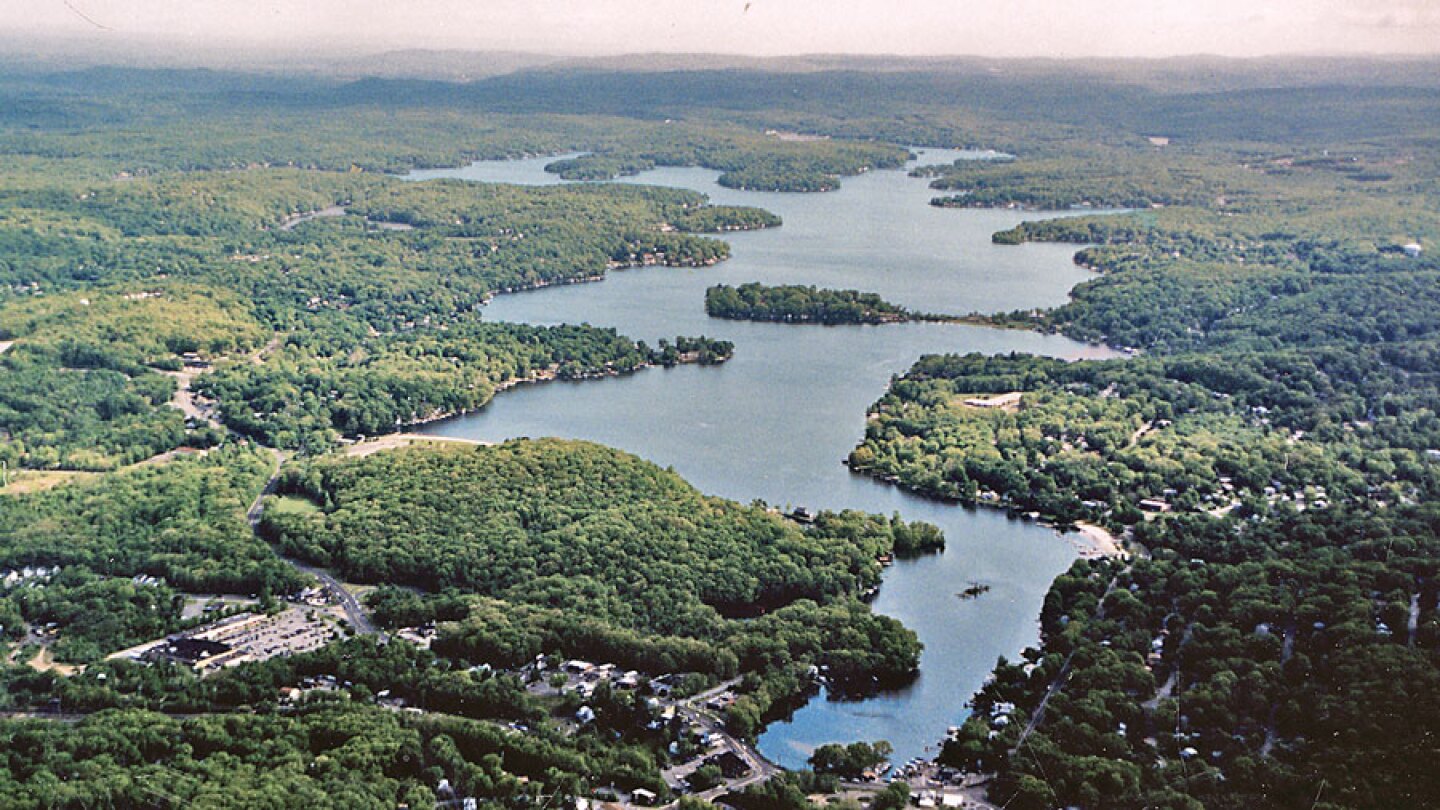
[
  {"x1": 3, "y1": 56, "x2": 1440, "y2": 810},
  {"x1": 264, "y1": 440, "x2": 933, "y2": 694},
  {"x1": 706, "y1": 283, "x2": 927, "y2": 325}
]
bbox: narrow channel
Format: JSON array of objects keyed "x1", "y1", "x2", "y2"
[{"x1": 406, "y1": 148, "x2": 1120, "y2": 768}]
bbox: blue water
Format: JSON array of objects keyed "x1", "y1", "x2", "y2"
[{"x1": 404, "y1": 148, "x2": 1118, "y2": 768}]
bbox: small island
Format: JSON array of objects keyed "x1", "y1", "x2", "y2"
[
  {"x1": 545, "y1": 154, "x2": 655, "y2": 180},
  {"x1": 706, "y1": 282, "x2": 948, "y2": 325},
  {"x1": 649, "y1": 334, "x2": 733, "y2": 366},
  {"x1": 671, "y1": 205, "x2": 782, "y2": 233}
]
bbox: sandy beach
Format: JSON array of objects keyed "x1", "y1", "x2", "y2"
[{"x1": 1070, "y1": 521, "x2": 1127, "y2": 559}]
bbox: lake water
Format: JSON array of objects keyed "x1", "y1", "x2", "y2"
[{"x1": 405, "y1": 149, "x2": 1119, "y2": 768}]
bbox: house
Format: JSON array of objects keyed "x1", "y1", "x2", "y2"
[
  {"x1": 1139, "y1": 498, "x2": 1172, "y2": 513},
  {"x1": 145, "y1": 637, "x2": 233, "y2": 669},
  {"x1": 1403, "y1": 242, "x2": 1423, "y2": 258},
  {"x1": 631, "y1": 789, "x2": 658, "y2": 806},
  {"x1": 707, "y1": 751, "x2": 752, "y2": 779}
]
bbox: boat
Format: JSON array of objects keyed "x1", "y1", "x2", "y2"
[{"x1": 957, "y1": 581, "x2": 991, "y2": 600}]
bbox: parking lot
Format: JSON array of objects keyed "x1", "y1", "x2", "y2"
[
  {"x1": 190, "y1": 607, "x2": 338, "y2": 664},
  {"x1": 114, "y1": 607, "x2": 341, "y2": 674}
]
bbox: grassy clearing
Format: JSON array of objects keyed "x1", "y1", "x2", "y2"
[
  {"x1": 268, "y1": 494, "x2": 322, "y2": 516},
  {"x1": 0, "y1": 470, "x2": 99, "y2": 495}
]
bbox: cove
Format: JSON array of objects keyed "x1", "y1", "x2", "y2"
[{"x1": 405, "y1": 149, "x2": 1121, "y2": 769}]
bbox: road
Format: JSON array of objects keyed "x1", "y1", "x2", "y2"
[
  {"x1": 284, "y1": 556, "x2": 382, "y2": 638},
  {"x1": 0, "y1": 710, "x2": 222, "y2": 723},
  {"x1": 0, "y1": 711, "x2": 87, "y2": 723},
  {"x1": 679, "y1": 680, "x2": 777, "y2": 783},
  {"x1": 685, "y1": 677, "x2": 743, "y2": 706},
  {"x1": 278, "y1": 205, "x2": 347, "y2": 231},
  {"x1": 658, "y1": 678, "x2": 782, "y2": 803},
  {"x1": 1011, "y1": 573, "x2": 1123, "y2": 754},
  {"x1": 1258, "y1": 623, "x2": 1294, "y2": 758},
  {"x1": 1409, "y1": 592, "x2": 1421, "y2": 647},
  {"x1": 245, "y1": 449, "x2": 383, "y2": 639}
]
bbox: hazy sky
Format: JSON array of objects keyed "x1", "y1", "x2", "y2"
[{"x1": 9, "y1": 0, "x2": 1440, "y2": 58}]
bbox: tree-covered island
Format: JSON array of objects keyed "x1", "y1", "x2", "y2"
[{"x1": 706, "y1": 283, "x2": 946, "y2": 325}]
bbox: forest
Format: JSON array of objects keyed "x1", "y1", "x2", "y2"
[
  {"x1": 0, "y1": 697, "x2": 675, "y2": 808},
  {"x1": 537, "y1": 143, "x2": 908, "y2": 192},
  {"x1": 1, "y1": 56, "x2": 1439, "y2": 808},
  {"x1": 0, "y1": 447, "x2": 303, "y2": 598},
  {"x1": 0, "y1": 66, "x2": 943, "y2": 807},
  {"x1": 846, "y1": 99, "x2": 1440, "y2": 807},
  {"x1": 195, "y1": 323, "x2": 732, "y2": 448},
  {"x1": 0, "y1": 154, "x2": 771, "y2": 458},
  {"x1": 261, "y1": 440, "x2": 936, "y2": 705},
  {"x1": 0, "y1": 446, "x2": 305, "y2": 667}
]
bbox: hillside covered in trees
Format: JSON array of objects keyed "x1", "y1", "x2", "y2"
[{"x1": 263, "y1": 440, "x2": 938, "y2": 718}]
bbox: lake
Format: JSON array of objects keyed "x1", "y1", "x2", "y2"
[{"x1": 405, "y1": 148, "x2": 1119, "y2": 769}]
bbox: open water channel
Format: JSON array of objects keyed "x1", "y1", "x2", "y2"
[{"x1": 404, "y1": 148, "x2": 1119, "y2": 768}]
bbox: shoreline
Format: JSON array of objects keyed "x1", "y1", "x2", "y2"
[
  {"x1": 342, "y1": 433, "x2": 492, "y2": 458},
  {"x1": 1069, "y1": 521, "x2": 1126, "y2": 560},
  {"x1": 388, "y1": 351, "x2": 731, "y2": 440},
  {"x1": 847, "y1": 463, "x2": 1128, "y2": 561}
]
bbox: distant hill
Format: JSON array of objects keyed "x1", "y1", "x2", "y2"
[
  {"x1": 3, "y1": 34, "x2": 1439, "y2": 92},
  {"x1": 314, "y1": 49, "x2": 564, "y2": 81},
  {"x1": 2, "y1": 49, "x2": 1439, "y2": 148}
]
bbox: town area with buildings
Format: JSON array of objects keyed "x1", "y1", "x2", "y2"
[{"x1": 7, "y1": 565, "x2": 996, "y2": 809}]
